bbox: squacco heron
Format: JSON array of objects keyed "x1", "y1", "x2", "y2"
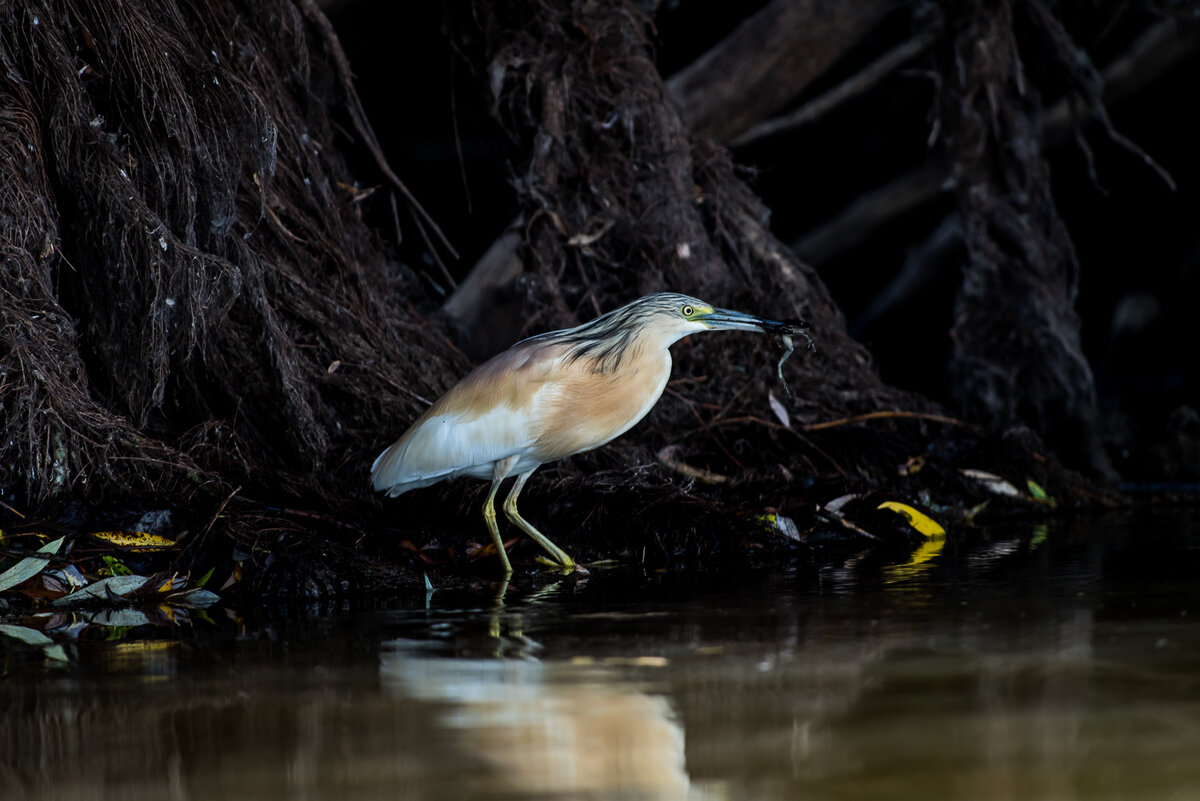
[{"x1": 371, "y1": 292, "x2": 805, "y2": 575}]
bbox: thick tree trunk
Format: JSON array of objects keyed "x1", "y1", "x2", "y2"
[
  {"x1": 446, "y1": 0, "x2": 899, "y2": 351},
  {"x1": 464, "y1": 0, "x2": 927, "y2": 445},
  {"x1": 0, "y1": 0, "x2": 458, "y2": 511},
  {"x1": 941, "y1": 0, "x2": 1113, "y2": 477}
]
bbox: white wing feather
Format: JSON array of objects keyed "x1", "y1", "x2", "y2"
[{"x1": 370, "y1": 385, "x2": 555, "y2": 496}]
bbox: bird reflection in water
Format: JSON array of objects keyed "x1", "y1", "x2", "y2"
[{"x1": 381, "y1": 642, "x2": 701, "y2": 800}]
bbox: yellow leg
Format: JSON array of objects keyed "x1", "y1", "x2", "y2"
[
  {"x1": 483, "y1": 474, "x2": 514, "y2": 577},
  {"x1": 502, "y1": 470, "x2": 577, "y2": 570}
]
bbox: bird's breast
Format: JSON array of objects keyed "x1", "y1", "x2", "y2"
[{"x1": 531, "y1": 346, "x2": 673, "y2": 462}]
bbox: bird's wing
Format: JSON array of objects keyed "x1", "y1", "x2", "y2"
[
  {"x1": 371, "y1": 402, "x2": 543, "y2": 495},
  {"x1": 371, "y1": 342, "x2": 563, "y2": 496}
]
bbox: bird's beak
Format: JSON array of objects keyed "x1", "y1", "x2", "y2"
[{"x1": 699, "y1": 307, "x2": 807, "y2": 335}]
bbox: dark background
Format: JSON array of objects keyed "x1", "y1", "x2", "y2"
[{"x1": 325, "y1": 0, "x2": 1199, "y2": 481}]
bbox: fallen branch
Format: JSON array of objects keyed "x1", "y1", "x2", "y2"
[
  {"x1": 666, "y1": 0, "x2": 890, "y2": 141},
  {"x1": 732, "y1": 30, "x2": 936, "y2": 148}
]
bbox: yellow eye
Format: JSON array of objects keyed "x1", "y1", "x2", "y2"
[{"x1": 681, "y1": 305, "x2": 695, "y2": 318}]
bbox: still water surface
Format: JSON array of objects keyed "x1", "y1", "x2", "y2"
[{"x1": 3, "y1": 511, "x2": 1199, "y2": 800}]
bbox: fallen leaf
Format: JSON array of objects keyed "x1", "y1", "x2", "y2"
[
  {"x1": 154, "y1": 576, "x2": 188, "y2": 594},
  {"x1": 43, "y1": 644, "x2": 69, "y2": 662},
  {"x1": 877, "y1": 501, "x2": 946, "y2": 538},
  {"x1": 816, "y1": 496, "x2": 877, "y2": 540},
  {"x1": 45, "y1": 564, "x2": 89, "y2": 591},
  {"x1": 88, "y1": 608, "x2": 152, "y2": 628},
  {"x1": 219, "y1": 562, "x2": 243, "y2": 591},
  {"x1": 960, "y1": 468, "x2": 1021, "y2": 497},
  {"x1": 164, "y1": 588, "x2": 220, "y2": 608},
  {"x1": 89, "y1": 530, "x2": 177, "y2": 551},
  {"x1": 0, "y1": 536, "x2": 65, "y2": 592},
  {"x1": 52, "y1": 575, "x2": 149, "y2": 607},
  {"x1": 823, "y1": 494, "x2": 860, "y2": 513},
  {"x1": 1026, "y1": 479, "x2": 1057, "y2": 507},
  {"x1": 756, "y1": 513, "x2": 802, "y2": 542},
  {"x1": 0, "y1": 623, "x2": 54, "y2": 646},
  {"x1": 99, "y1": 555, "x2": 134, "y2": 577}
]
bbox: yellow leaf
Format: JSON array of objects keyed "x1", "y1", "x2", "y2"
[
  {"x1": 877, "y1": 501, "x2": 946, "y2": 538},
  {"x1": 890, "y1": 536, "x2": 946, "y2": 576},
  {"x1": 89, "y1": 530, "x2": 177, "y2": 551},
  {"x1": 155, "y1": 576, "x2": 187, "y2": 594}
]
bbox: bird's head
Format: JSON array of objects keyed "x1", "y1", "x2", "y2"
[
  {"x1": 552, "y1": 292, "x2": 809, "y2": 373},
  {"x1": 632, "y1": 292, "x2": 803, "y2": 345}
]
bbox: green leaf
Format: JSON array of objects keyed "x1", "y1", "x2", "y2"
[
  {"x1": 0, "y1": 624, "x2": 69, "y2": 663},
  {"x1": 1026, "y1": 479, "x2": 1058, "y2": 507},
  {"x1": 0, "y1": 536, "x2": 66, "y2": 592},
  {"x1": 105, "y1": 625, "x2": 132, "y2": 641},
  {"x1": 0, "y1": 623, "x2": 54, "y2": 646},
  {"x1": 52, "y1": 575, "x2": 149, "y2": 606},
  {"x1": 91, "y1": 609, "x2": 151, "y2": 629},
  {"x1": 99, "y1": 556, "x2": 133, "y2": 577},
  {"x1": 194, "y1": 567, "x2": 215, "y2": 589},
  {"x1": 163, "y1": 588, "x2": 220, "y2": 608},
  {"x1": 43, "y1": 644, "x2": 69, "y2": 663}
]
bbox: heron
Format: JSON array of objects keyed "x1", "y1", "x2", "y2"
[{"x1": 371, "y1": 292, "x2": 807, "y2": 575}]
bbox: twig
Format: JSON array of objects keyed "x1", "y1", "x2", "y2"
[
  {"x1": 1034, "y1": 11, "x2": 1180, "y2": 192},
  {"x1": 296, "y1": 0, "x2": 459, "y2": 262},
  {"x1": 657, "y1": 446, "x2": 728, "y2": 484},
  {"x1": 177, "y1": 485, "x2": 242, "y2": 571},
  {"x1": 0, "y1": 500, "x2": 27, "y2": 519},
  {"x1": 803, "y1": 410, "x2": 981, "y2": 432},
  {"x1": 791, "y1": 18, "x2": 1199, "y2": 264},
  {"x1": 449, "y1": 46, "x2": 473, "y2": 215},
  {"x1": 409, "y1": 200, "x2": 458, "y2": 289},
  {"x1": 269, "y1": 505, "x2": 365, "y2": 534},
  {"x1": 701, "y1": 415, "x2": 849, "y2": 477},
  {"x1": 665, "y1": 387, "x2": 744, "y2": 468}
]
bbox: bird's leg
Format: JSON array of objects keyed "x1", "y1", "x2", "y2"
[
  {"x1": 502, "y1": 470, "x2": 577, "y2": 571},
  {"x1": 483, "y1": 470, "x2": 514, "y2": 577}
]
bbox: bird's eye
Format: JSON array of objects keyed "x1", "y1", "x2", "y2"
[{"x1": 681, "y1": 305, "x2": 695, "y2": 318}]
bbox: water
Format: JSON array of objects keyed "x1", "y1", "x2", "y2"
[{"x1": 3, "y1": 511, "x2": 1199, "y2": 800}]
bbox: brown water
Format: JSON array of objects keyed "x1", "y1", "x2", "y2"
[{"x1": 3, "y1": 511, "x2": 1199, "y2": 800}]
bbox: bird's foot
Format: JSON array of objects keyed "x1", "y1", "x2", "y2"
[{"x1": 534, "y1": 555, "x2": 590, "y2": 576}]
